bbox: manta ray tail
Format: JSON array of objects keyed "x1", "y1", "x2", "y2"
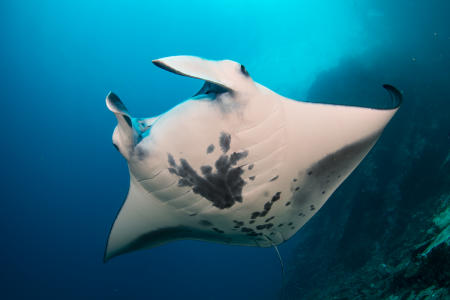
[{"x1": 264, "y1": 235, "x2": 285, "y2": 279}]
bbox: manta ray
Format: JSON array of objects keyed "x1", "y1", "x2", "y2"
[{"x1": 104, "y1": 55, "x2": 402, "y2": 262}]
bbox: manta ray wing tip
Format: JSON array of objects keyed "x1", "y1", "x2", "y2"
[{"x1": 382, "y1": 83, "x2": 403, "y2": 109}]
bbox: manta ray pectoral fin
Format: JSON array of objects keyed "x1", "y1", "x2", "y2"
[{"x1": 104, "y1": 178, "x2": 184, "y2": 262}]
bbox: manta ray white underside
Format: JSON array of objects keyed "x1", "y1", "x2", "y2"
[{"x1": 104, "y1": 56, "x2": 402, "y2": 261}]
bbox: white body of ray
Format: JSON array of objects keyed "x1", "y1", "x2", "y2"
[{"x1": 104, "y1": 56, "x2": 400, "y2": 261}]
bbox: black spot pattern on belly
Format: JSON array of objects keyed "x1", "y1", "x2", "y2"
[
  {"x1": 265, "y1": 216, "x2": 275, "y2": 223},
  {"x1": 167, "y1": 132, "x2": 248, "y2": 209},
  {"x1": 249, "y1": 192, "x2": 282, "y2": 220},
  {"x1": 240, "y1": 226, "x2": 262, "y2": 237},
  {"x1": 206, "y1": 144, "x2": 215, "y2": 154},
  {"x1": 269, "y1": 175, "x2": 279, "y2": 182},
  {"x1": 219, "y1": 132, "x2": 231, "y2": 153},
  {"x1": 233, "y1": 220, "x2": 244, "y2": 228},
  {"x1": 256, "y1": 223, "x2": 274, "y2": 230}
]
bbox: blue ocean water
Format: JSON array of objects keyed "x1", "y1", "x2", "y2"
[{"x1": 1, "y1": 1, "x2": 449, "y2": 299}]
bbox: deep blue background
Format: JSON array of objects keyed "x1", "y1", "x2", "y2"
[{"x1": 1, "y1": 1, "x2": 448, "y2": 299}]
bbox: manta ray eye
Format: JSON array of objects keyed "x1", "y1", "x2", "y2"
[{"x1": 240, "y1": 64, "x2": 249, "y2": 77}]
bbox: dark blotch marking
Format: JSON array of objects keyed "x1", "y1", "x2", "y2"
[
  {"x1": 321, "y1": 190, "x2": 326, "y2": 194},
  {"x1": 249, "y1": 176, "x2": 255, "y2": 181},
  {"x1": 260, "y1": 210, "x2": 269, "y2": 217},
  {"x1": 291, "y1": 226, "x2": 295, "y2": 230},
  {"x1": 298, "y1": 212, "x2": 306, "y2": 217},
  {"x1": 251, "y1": 212, "x2": 260, "y2": 219},
  {"x1": 168, "y1": 153, "x2": 176, "y2": 167},
  {"x1": 293, "y1": 178, "x2": 297, "y2": 182},
  {"x1": 285, "y1": 202, "x2": 291, "y2": 206},
  {"x1": 272, "y1": 192, "x2": 281, "y2": 202},
  {"x1": 248, "y1": 164, "x2": 254, "y2": 170},
  {"x1": 265, "y1": 216, "x2": 275, "y2": 223},
  {"x1": 189, "y1": 213, "x2": 197, "y2": 217},
  {"x1": 250, "y1": 192, "x2": 282, "y2": 220},
  {"x1": 288, "y1": 222, "x2": 293, "y2": 226},
  {"x1": 310, "y1": 205, "x2": 315, "y2": 211},
  {"x1": 167, "y1": 134, "x2": 249, "y2": 209},
  {"x1": 241, "y1": 227, "x2": 253, "y2": 233},
  {"x1": 233, "y1": 220, "x2": 244, "y2": 227},
  {"x1": 199, "y1": 220, "x2": 213, "y2": 227},
  {"x1": 295, "y1": 187, "x2": 300, "y2": 191},
  {"x1": 307, "y1": 171, "x2": 313, "y2": 176},
  {"x1": 212, "y1": 227, "x2": 224, "y2": 234},
  {"x1": 206, "y1": 144, "x2": 215, "y2": 154},
  {"x1": 269, "y1": 175, "x2": 279, "y2": 182},
  {"x1": 256, "y1": 223, "x2": 274, "y2": 230},
  {"x1": 219, "y1": 132, "x2": 231, "y2": 153},
  {"x1": 200, "y1": 165, "x2": 212, "y2": 175},
  {"x1": 278, "y1": 223, "x2": 284, "y2": 227},
  {"x1": 230, "y1": 152, "x2": 247, "y2": 165},
  {"x1": 249, "y1": 220, "x2": 255, "y2": 224},
  {"x1": 264, "y1": 201, "x2": 273, "y2": 211}
]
